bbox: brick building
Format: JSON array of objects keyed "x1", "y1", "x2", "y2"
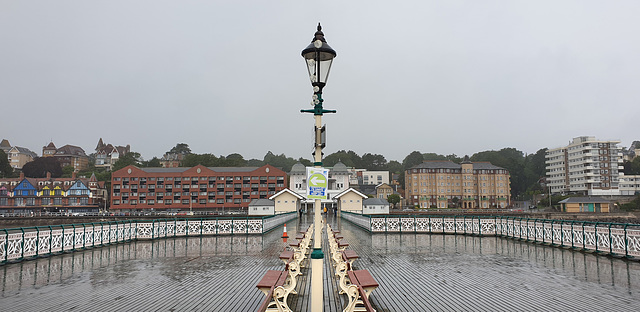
[
  {"x1": 405, "y1": 157, "x2": 511, "y2": 209},
  {"x1": 110, "y1": 164, "x2": 287, "y2": 213}
]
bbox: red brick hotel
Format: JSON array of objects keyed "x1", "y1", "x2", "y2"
[{"x1": 110, "y1": 164, "x2": 287, "y2": 212}]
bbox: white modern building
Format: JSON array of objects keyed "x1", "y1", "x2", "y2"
[
  {"x1": 618, "y1": 175, "x2": 640, "y2": 196},
  {"x1": 546, "y1": 136, "x2": 624, "y2": 196},
  {"x1": 360, "y1": 170, "x2": 390, "y2": 185}
]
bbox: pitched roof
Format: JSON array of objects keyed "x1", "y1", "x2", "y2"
[
  {"x1": 334, "y1": 188, "x2": 368, "y2": 199},
  {"x1": 269, "y1": 188, "x2": 305, "y2": 200},
  {"x1": 363, "y1": 198, "x2": 389, "y2": 206},
  {"x1": 413, "y1": 161, "x2": 461, "y2": 169},
  {"x1": 249, "y1": 198, "x2": 274, "y2": 206},
  {"x1": 96, "y1": 138, "x2": 105, "y2": 150},
  {"x1": 410, "y1": 160, "x2": 506, "y2": 171},
  {"x1": 138, "y1": 166, "x2": 268, "y2": 173},
  {"x1": 558, "y1": 197, "x2": 611, "y2": 204},
  {"x1": 11, "y1": 146, "x2": 37, "y2": 158},
  {"x1": 56, "y1": 144, "x2": 87, "y2": 156}
]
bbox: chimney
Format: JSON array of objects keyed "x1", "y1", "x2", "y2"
[
  {"x1": 72, "y1": 172, "x2": 77, "y2": 179},
  {"x1": 19, "y1": 172, "x2": 24, "y2": 180},
  {"x1": 46, "y1": 172, "x2": 51, "y2": 179}
]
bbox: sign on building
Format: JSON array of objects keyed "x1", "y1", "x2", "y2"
[{"x1": 306, "y1": 167, "x2": 329, "y2": 199}]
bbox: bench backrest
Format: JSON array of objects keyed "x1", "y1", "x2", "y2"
[
  {"x1": 256, "y1": 288, "x2": 274, "y2": 312},
  {"x1": 358, "y1": 285, "x2": 375, "y2": 312}
]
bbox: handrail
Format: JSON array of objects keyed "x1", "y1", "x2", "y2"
[
  {"x1": 340, "y1": 211, "x2": 640, "y2": 261},
  {"x1": 0, "y1": 212, "x2": 296, "y2": 265}
]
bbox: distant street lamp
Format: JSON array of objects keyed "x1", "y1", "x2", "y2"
[{"x1": 300, "y1": 23, "x2": 337, "y2": 311}]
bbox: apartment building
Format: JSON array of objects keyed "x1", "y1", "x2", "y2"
[
  {"x1": 110, "y1": 164, "x2": 286, "y2": 212},
  {"x1": 546, "y1": 136, "x2": 624, "y2": 196},
  {"x1": 405, "y1": 157, "x2": 511, "y2": 209},
  {"x1": 42, "y1": 142, "x2": 90, "y2": 172}
]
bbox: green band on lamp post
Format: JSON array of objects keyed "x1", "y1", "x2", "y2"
[{"x1": 310, "y1": 248, "x2": 324, "y2": 259}]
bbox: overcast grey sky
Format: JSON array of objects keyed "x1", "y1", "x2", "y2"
[{"x1": 1, "y1": 1, "x2": 639, "y2": 163}]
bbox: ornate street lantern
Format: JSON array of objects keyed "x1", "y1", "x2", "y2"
[{"x1": 301, "y1": 23, "x2": 337, "y2": 94}]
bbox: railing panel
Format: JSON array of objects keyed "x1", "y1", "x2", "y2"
[
  {"x1": 443, "y1": 218, "x2": 455, "y2": 234},
  {"x1": 233, "y1": 219, "x2": 247, "y2": 234},
  {"x1": 137, "y1": 223, "x2": 153, "y2": 239},
  {"x1": 628, "y1": 228, "x2": 640, "y2": 258},
  {"x1": 202, "y1": 220, "x2": 217, "y2": 235},
  {"x1": 6, "y1": 233, "x2": 22, "y2": 261},
  {"x1": 38, "y1": 231, "x2": 51, "y2": 256},
  {"x1": 218, "y1": 220, "x2": 232, "y2": 234},
  {"x1": 401, "y1": 218, "x2": 415, "y2": 232},
  {"x1": 23, "y1": 231, "x2": 37, "y2": 258},
  {"x1": 51, "y1": 230, "x2": 63, "y2": 253}
]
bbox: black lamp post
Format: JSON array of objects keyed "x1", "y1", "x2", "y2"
[
  {"x1": 300, "y1": 23, "x2": 337, "y2": 310},
  {"x1": 301, "y1": 23, "x2": 337, "y2": 116}
]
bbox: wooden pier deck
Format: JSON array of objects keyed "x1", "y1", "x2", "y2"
[{"x1": 1, "y1": 214, "x2": 639, "y2": 311}]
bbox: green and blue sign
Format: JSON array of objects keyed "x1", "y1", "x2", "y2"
[{"x1": 306, "y1": 167, "x2": 329, "y2": 199}]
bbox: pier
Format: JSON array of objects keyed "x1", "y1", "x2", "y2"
[{"x1": 1, "y1": 214, "x2": 639, "y2": 311}]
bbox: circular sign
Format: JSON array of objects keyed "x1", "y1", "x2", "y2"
[{"x1": 309, "y1": 173, "x2": 327, "y2": 188}]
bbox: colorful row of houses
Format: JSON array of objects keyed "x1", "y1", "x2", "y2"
[{"x1": 0, "y1": 172, "x2": 107, "y2": 214}]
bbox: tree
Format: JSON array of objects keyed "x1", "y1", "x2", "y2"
[
  {"x1": 182, "y1": 153, "x2": 219, "y2": 167},
  {"x1": 142, "y1": 157, "x2": 162, "y2": 167},
  {"x1": 263, "y1": 151, "x2": 298, "y2": 172},
  {"x1": 112, "y1": 152, "x2": 142, "y2": 171},
  {"x1": 402, "y1": 151, "x2": 424, "y2": 170},
  {"x1": 422, "y1": 153, "x2": 448, "y2": 161},
  {"x1": 451, "y1": 196, "x2": 460, "y2": 208},
  {"x1": 298, "y1": 157, "x2": 313, "y2": 167},
  {"x1": 168, "y1": 143, "x2": 191, "y2": 155},
  {"x1": 324, "y1": 150, "x2": 362, "y2": 168},
  {"x1": 471, "y1": 148, "x2": 527, "y2": 198},
  {"x1": 361, "y1": 153, "x2": 387, "y2": 171},
  {"x1": 226, "y1": 153, "x2": 246, "y2": 166},
  {"x1": 22, "y1": 157, "x2": 63, "y2": 178},
  {"x1": 246, "y1": 158, "x2": 265, "y2": 167},
  {"x1": 387, "y1": 160, "x2": 402, "y2": 174},
  {"x1": 0, "y1": 150, "x2": 12, "y2": 178},
  {"x1": 387, "y1": 194, "x2": 401, "y2": 209},
  {"x1": 61, "y1": 165, "x2": 75, "y2": 178},
  {"x1": 623, "y1": 157, "x2": 640, "y2": 175}
]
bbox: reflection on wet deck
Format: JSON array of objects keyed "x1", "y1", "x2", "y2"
[{"x1": 0, "y1": 215, "x2": 639, "y2": 311}]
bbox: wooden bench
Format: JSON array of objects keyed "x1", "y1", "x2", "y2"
[
  {"x1": 256, "y1": 260, "x2": 301, "y2": 312},
  {"x1": 279, "y1": 250, "x2": 294, "y2": 266},
  {"x1": 342, "y1": 249, "x2": 359, "y2": 267},
  {"x1": 344, "y1": 270, "x2": 378, "y2": 312}
]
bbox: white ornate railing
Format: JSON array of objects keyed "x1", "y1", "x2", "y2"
[
  {"x1": 1, "y1": 213, "x2": 296, "y2": 264},
  {"x1": 341, "y1": 211, "x2": 640, "y2": 260}
]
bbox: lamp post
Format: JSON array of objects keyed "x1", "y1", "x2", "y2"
[{"x1": 300, "y1": 23, "x2": 336, "y2": 311}]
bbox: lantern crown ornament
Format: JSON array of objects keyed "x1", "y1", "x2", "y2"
[{"x1": 301, "y1": 23, "x2": 337, "y2": 93}]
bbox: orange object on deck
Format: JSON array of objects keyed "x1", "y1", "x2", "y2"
[{"x1": 282, "y1": 223, "x2": 289, "y2": 238}]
